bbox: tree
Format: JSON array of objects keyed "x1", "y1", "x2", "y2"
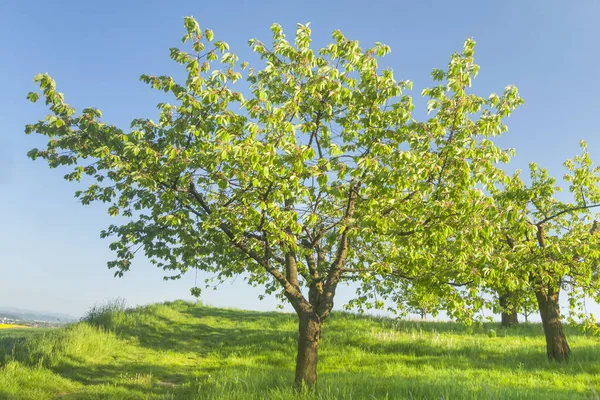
[
  {"x1": 25, "y1": 18, "x2": 522, "y2": 387},
  {"x1": 496, "y1": 288, "x2": 537, "y2": 326},
  {"x1": 498, "y1": 290, "x2": 519, "y2": 327},
  {"x1": 491, "y1": 144, "x2": 600, "y2": 360},
  {"x1": 403, "y1": 284, "x2": 441, "y2": 320},
  {"x1": 520, "y1": 296, "x2": 538, "y2": 323}
]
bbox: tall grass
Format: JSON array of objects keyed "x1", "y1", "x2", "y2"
[{"x1": 82, "y1": 297, "x2": 127, "y2": 329}]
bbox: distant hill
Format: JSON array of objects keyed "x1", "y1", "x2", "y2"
[{"x1": 0, "y1": 307, "x2": 77, "y2": 323}]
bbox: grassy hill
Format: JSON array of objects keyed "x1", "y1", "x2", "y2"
[{"x1": 0, "y1": 301, "x2": 599, "y2": 399}]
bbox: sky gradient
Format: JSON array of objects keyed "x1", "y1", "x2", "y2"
[{"x1": 2, "y1": 0, "x2": 600, "y2": 317}]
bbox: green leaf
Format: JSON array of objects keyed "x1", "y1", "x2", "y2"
[{"x1": 26, "y1": 92, "x2": 39, "y2": 102}]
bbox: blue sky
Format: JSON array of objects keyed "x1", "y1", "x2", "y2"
[{"x1": 1, "y1": 0, "x2": 599, "y2": 317}]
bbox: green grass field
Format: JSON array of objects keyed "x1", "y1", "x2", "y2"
[{"x1": 0, "y1": 300, "x2": 599, "y2": 399}]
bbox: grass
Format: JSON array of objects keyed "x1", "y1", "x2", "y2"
[{"x1": 0, "y1": 300, "x2": 599, "y2": 399}]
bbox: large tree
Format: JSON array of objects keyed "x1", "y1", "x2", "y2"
[
  {"x1": 25, "y1": 18, "x2": 522, "y2": 386},
  {"x1": 490, "y1": 144, "x2": 600, "y2": 360}
]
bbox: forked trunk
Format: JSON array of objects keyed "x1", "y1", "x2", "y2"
[
  {"x1": 499, "y1": 292, "x2": 519, "y2": 327},
  {"x1": 295, "y1": 312, "x2": 321, "y2": 388},
  {"x1": 535, "y1": 286, "x2": 570, "y2": 361}
]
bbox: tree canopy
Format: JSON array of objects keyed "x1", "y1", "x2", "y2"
[
  {"x1": 482, "y1": 144, "x2": 600, "y2": 359},
  {"x1": 26, "y1": 17, "x2": 524, "y2": 385}
]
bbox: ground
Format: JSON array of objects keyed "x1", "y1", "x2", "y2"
[{"x1": 0, "y1": 300, "x2": 598, "y2": 399}]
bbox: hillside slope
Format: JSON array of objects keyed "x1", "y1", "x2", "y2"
[{"x1": 0, "y1": 300, "x2": 599, "y2": 399}]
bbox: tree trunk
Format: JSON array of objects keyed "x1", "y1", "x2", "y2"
[
  {"x1": 499, "y1": 292, "x2": 519, "y2": 327},
  {"x1": 535, "y1": 286, "x2": 570, "y2": 361},
  {"x1": 501, "y1": 309, "x2": 519, "y2": 327},
  {"x1": 295, "y1": 312, "x2": 321, "y2": 388}
]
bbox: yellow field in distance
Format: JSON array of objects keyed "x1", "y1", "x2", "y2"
[{"x1": 0, "y1": 324, "x2": 29, "y2": 329}]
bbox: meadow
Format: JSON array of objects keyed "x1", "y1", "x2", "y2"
[{"x1": 0, "y1": 300, "x2": 599, "y2": 399}]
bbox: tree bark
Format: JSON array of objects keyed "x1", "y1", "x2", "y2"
[
  {"x1": 499, "y1": 292, "x2": 519, "y2": 327},
  {"x1": 295, "y1": 312, "x2": 321, "y2": 388},
  {"x1": 535, "y1": 285, "x2": 570, "y2": 361}
]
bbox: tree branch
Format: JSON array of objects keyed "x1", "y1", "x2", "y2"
[
  {"x1": 536, "y1": 203, "x2": 600, "y2": 226},
  {"x1": 187, "y1": 182, "x2": 309, "y2": 311},
  {"x1": 317, "y1": 181, "x2": 359, "y2": 318}
]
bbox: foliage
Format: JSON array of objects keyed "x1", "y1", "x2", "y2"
[
  {"x1": 382, "y1": 281, "x2": 442, "y2": 319},
  {"x1": 25, "y1": 17, "x2": 523, "y2": 324},
  {"x1": 405, "y1": 287, "x2": 441, "y2": 319},
  {"x1": 488, "y1": 143, "x2": 600, "y2": 332},
  {"x1": 518, "y1": 294, "x2": 538, "y2": 323}
]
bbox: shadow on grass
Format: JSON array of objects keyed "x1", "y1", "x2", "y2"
[
  {"x1": 13, "y1": 359, "x2": 591, "y2": 400},
  {"x1": 329, "y1": 312, "x2": 595, "y2": 338},
  {"x1": 316, "y1": 371, "x2": 597, "y2": 400},
  {"x1": 91, "y1": 303, "x2": 298, "y2": 356},
  {"x1": 84, "y1": 302, "x2": 600, "y2": 375},
  {"x1": 96, "y1": 303, "x2": 600, "y2": 376},
  {"x1": 0, "y1": 328, "x2": 48, "y2": 363},
  {"x1": 327, "y1": 330, "x2": 600, "y2": 376}
]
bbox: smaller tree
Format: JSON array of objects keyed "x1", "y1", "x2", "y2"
[
  {"x1": 520, "y1": 298, "x2": 537, "y2": 323},
  {"x1": 498, "y1": 290, "x2": 519, "y2": 327},
  {"x1": 495, "y1": 289, "x2": 537, "y2": 326},
  {"x1": 404, "y1": 284, "x2": 441, "y2": 320},
  {"x1": 347, "y1": 184, "x2": 524, "y2": 326},
  {"x1": 494, "y1": 288, "x2": 537, "y2": 325},
  {"x1": 491, "y1": 143, "x2": 600, "y2": 360}
]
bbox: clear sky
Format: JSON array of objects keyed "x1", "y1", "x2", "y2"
[{"x1": 2, "y1": 0, "x2": 600, "y2": 318}]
